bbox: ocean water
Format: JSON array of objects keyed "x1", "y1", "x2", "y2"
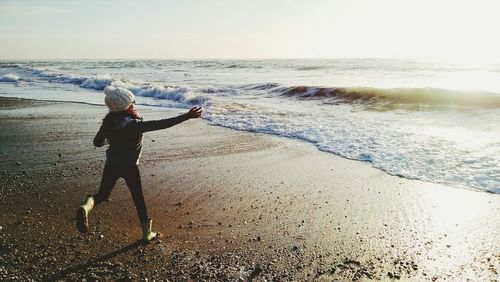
[{"x1": 1, "y1": 59, "x2": 499, "y2": 193}]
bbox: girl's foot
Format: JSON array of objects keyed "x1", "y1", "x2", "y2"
[
  {"x1": 76, "y1": 195, "x2": 94, "y2": 233},
  {"x1": 141, "y1": 218, "x2": 159, "y2": 242}
]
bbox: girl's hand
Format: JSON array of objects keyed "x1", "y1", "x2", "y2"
[{"x1": 187, "y1": 106, "x2": 202, "y2": 118}]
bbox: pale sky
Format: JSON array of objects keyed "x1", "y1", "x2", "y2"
[{"x1": 1, "y1": 0, "x2": 499, "y2": 61}]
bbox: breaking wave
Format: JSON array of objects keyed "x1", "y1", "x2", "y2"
[
  {"x1": 2, "y1": 64, "x2": 207, "y2": 105},
  {"x1": 0, "y1": 73, "x2": 20, "y2": 83},
  {"x1": 243, "y1": 83, "x2": 281, "y2": 90},
  {"x1": 5, "y1": 65, "x2": 113, "y2": 90},
  {"x1": 132, "y1": 85, "x2": 207, "y2": 105},
  {"x1": 295, "y1": 66, "x2": 329, "y2": 71},
  {"x1": 276, "y1": 85, "x2": 500, "y2": 108}
]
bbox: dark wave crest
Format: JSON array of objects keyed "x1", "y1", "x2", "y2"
[
  {"x1": 277, "y1": 86, "x2": 500, "y2": 108},
  {"x1": 295, "y1": 66, "x2": 329, "y2": 71},
  {"x1": 192, "y1": 61, "x2": 264, "y2": 69},
  {"x1": 243, "y1": 83, "x2": 281, "y2": 90}
]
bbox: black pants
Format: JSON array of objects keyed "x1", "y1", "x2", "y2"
[{"x1": 93, "y1": 165, "x2": 149, "y2": 224}]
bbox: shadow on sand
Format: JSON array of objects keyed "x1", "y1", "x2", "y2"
[{"x1": 45, "y1": 240, "x2": 144, "y2": 281}]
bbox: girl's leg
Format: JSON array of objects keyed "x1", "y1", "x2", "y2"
[
  {"x1": 93, "y1": 165, "x2": 120, "y2": 205},
  {"x1": 123, "y1": 165, "x2": 149, "y2": 223},
  {"x1": 77, "y1": 165, "x2": 120, "y2": 233}
]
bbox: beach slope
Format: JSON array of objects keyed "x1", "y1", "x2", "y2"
[{"x1": 0, "y1": 97, "x2": 498, "y2": 281}]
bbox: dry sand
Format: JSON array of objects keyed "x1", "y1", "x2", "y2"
[{"x1": 0, "y1": 97, "x2": 498, "y2": 281}]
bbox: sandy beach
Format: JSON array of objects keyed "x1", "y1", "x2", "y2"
[{"x1": 0, "y1": 97, "x2": 498, "y2": 281}]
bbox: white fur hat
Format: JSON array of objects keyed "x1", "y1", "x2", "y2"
[{"x1": 103, "y1": 86, "x2": 135, "y2": 112}]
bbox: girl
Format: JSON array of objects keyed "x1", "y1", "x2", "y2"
[{"x1": 76, "y1": 86, "x2": 202, "y2": 242}]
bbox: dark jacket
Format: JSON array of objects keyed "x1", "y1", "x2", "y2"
[{"x1": 93, "y1": 112, "x2": 190, "y2": 166}]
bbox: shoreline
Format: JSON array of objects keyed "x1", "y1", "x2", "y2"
[
  {"x1": 3, "y1": 96, "x2": 494, "y2": 195},
  {"x1": 0, "y1": 96, "x2": 498, "y2": 280}
]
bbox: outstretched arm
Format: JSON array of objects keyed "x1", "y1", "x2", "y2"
[{"x1": 136, "y1": 106, "x2": 202, "y2": 133}]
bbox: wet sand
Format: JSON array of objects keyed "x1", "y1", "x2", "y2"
[{"x1": 0, "y1": 97, "x2": 498, "y2": 281}]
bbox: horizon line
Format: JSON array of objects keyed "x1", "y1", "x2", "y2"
[{"x1": 0, "y1": 56, "x2": 452, "y2": 62}]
